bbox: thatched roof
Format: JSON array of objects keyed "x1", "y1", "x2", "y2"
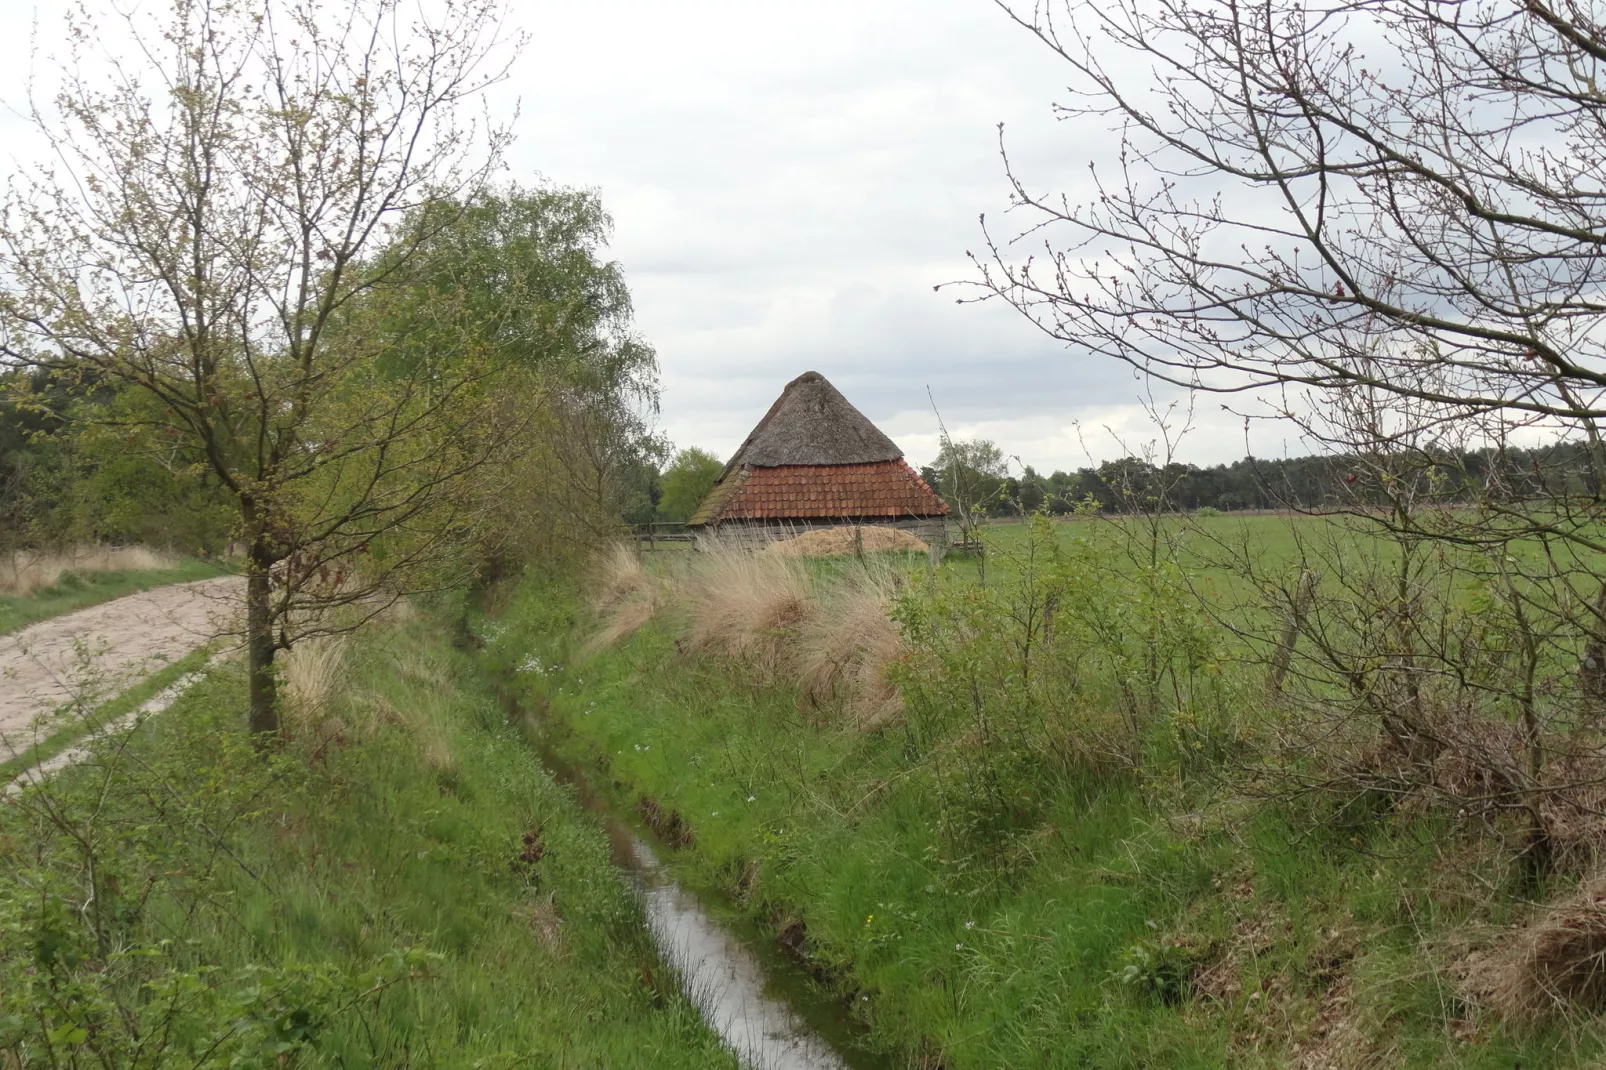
[
  {"x1": 723, "y1": 371, "x2": 902, "y2": 471},
  {"x1": 687, "y1": 372, "x2": 948, "y2": 527}
]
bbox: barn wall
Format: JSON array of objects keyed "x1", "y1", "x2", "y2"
[{"x1": 694, "y1": 517, "x2": 949, "y2": 553}]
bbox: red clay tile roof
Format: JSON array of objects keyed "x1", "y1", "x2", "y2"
[{"x1": 689, "y1": 461, "x2": 949, "y2": 525}]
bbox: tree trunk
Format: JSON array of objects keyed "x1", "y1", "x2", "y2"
[{"x1": 246, "y1": 535, "x2": 279, "y2": 738}]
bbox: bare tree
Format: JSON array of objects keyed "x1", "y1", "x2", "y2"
[
  {"x1": 0, "y1": 0, "x2": 524, "y2": 736},
  {"x1": 973, "y1": 0, "x2": 1606, "y2": 487},
  {"x1": 968, "y1": 0, "x2": 1606, "y2": 872}
]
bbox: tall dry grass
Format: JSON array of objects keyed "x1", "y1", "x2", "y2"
[
  {"x1": 1464, "y1": 875, "x2": 1606, "y2": 1019},
  {"x1": 283, "y1": 634, "x2": 350, "y2": 736},
  {"x1": 794, "y1": 568, "x2": 905, "y2": 727},
  {"x1": 580, "y1": 545, "x2": 664, "y2": 659},
  {"x1": 585, "y1": 543, "x2": 906, "y2": 727},
  {"x1": 1, "y1": 546, "x2": 176, "y2": 595},
  {"x1": 284, "y1": 623, "x2": 458, "y2": 775},
  {"x1": 679, "y1": 547, "x2": 814, "y2": 677}
]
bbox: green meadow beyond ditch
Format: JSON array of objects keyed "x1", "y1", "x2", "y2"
[{"x1": 478, "y1": 514, "x2": 1606, "y2": 1068}]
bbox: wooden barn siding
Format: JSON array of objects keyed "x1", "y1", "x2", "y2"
[{"x1": 694, "y1": 516, "x2": 949, "y2": 552}]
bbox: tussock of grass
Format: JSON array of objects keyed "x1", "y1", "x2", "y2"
[
  {"x1": 680, "y1": 549, "x2": 814, "y2": 675},
  {"x1": 794, "y1": 568, "x2": 904, "y2": 727},
  {"x1": 582, "y1": 544, "x2": 663, "y2": 657},
  {"x1": 586, "y1": 546, "x2": 908, "y2": 727},
  {"x1": 282, "y1": 633, "x2": 350, "y2": 734},
  {"x1": 1465, "y1": 876, "x2": 1606, "y2": 1020}
]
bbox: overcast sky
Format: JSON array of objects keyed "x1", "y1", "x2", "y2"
[{"x1": 0, "y1": 0, "x2": 1307, "y2": 472}]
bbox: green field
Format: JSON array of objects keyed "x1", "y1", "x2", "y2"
[{"x1": 473, "y1": 516, "x2": 1606, "y2": 1068}]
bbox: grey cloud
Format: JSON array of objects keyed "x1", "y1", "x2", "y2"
[{"x1": 1, "y1": 0, "x2": 1267, "y2": 471}]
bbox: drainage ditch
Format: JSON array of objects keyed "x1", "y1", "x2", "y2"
[{"x1": 494, "y1": 681, "x2": 891, "y2": 1070}]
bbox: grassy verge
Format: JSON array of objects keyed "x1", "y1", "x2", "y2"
[
  {"x1": 0, "y1": 558, "x2": 227, "y2": 635},
  {"x1": 0, "y1": 597, "x2": 735, "y2": 1067},
  {"x1": 0, "y1": 644, "x2": 215, "y2": 781},
  {"x1": 484, "y1": 573, "x2": 1604, "y2": 1069}
]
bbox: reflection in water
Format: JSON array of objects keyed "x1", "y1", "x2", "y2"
[
  {"x1": 628, "y1": 838, "x2": 848, "y2": 1070},
  {"x1": 509, "y1": 691, "x2": 871, "y2": 1070}
]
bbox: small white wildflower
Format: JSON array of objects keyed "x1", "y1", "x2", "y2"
[
  {"x1": 745, "y1": 795, "x2": 756, "y2": 803},
  {"x1": 955, "y1": 943, "x2": 963, "y2": 950},
  {"x1": 964, "y1": 921, "x2": 975, "y2": 930}
]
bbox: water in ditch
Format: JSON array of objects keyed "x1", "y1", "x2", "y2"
[{"x1": 501, "y1": 687, "x2": 891, "y2": 1070}]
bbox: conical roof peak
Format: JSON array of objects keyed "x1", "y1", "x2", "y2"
[{"x1": 726, "y1": 371, "x2": 902, "y2": 469}]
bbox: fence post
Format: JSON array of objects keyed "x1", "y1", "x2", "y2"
[{"x1": 1268, "y1": 568, "x2": 1318, "y2": 694}]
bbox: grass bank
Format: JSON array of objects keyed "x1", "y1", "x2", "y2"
[
  {"x1": 0, "y1": 597, "x2": 735, "y2": 1067},
  {"x1": 484, "y1": 557, "x2": 1606, "y2": 1069},
  {"x1": 0, "y1": 557, "x2": 226, "y2": 634}
]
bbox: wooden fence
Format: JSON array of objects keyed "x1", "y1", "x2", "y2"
[{"x1": 629, "y1": 522, "x2": 694, "y2": 550}]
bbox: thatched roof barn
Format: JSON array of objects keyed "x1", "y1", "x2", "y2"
[{"x1": 687, "y1": 371, "x2": 948, "y2": 545}]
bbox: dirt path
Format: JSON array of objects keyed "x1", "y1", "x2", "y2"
[{"x1": 0, "y1": 576, "x2": 243, "y2": 748}]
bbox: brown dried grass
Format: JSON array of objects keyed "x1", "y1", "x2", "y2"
[
  {"x1": 1, "y1": 545, "x2": 175, "y2": 595},
  {"x1": 794, "y1": 569, "x2": 905, "y2": 727},
  {"x1": 596, "y1": 543, "x2": 652, "y2": 611},
  {"x1": 580, "y1": 543, "x2": 911, "y2": 729},
  {"x1": 580, "y1": 544, "x2": 664, "y2": 658},
  {"x1": 766, "y1": 526, "x2": 929, "y2": 557},
  {"x1": 680, "y1": 549, "x2": 814, "y2": 675},
  {"x1": 282, "y1": 634, "x2": 350, "y2": 736},
  {"x1": 1464, "y1": 875, "x2": 1606, "y2": 1019}
]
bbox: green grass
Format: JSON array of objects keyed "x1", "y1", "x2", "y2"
[
  {"x1": 483, "y1": 570, "x2": 1606, "y2": 1069},
  {"x1": 0, "y1": 558, "x2": 227, "y2": 635},
  {"x1": 0, "y1": 644, "x2": 215, "y2": 781},
  {"x1": 0, "y1": 599, "x2": 736, "y2": 1067}
]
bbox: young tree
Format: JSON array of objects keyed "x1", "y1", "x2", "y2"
[
  {"x1": 0, "y1": 0, "x2": 523, "y2": 736},
  {"x1": 935, "y1": 437, "x2": 1008, "y2": 543},
  {"x1": 975, "y1": 0, "x2": 1606, "y2": 516},
  {"x1": 656, "y1": 447, "x2": 723, "y2": 523}
]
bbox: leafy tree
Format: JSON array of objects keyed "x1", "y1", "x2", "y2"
[
  {"x1": 935, "y1": 438, "x2": 1008, "y2": 542},
  {"x1": 0, "y1": 0, "x2": 524, "y2": 736},
  {"x1": 359, "y1": 184, "x2": 666, "y2": 574},
  {"x1": 656, "y1": 448, "x2": 723, "y2": 523}
]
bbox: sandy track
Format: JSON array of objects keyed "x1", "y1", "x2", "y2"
[{"x1": 0, "y1": 576, "x2": 244, "y2": 747}]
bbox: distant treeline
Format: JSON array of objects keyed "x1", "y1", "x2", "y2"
[{"x1": 921, "y1": 441, "x2": 1604, "y2": 516}]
